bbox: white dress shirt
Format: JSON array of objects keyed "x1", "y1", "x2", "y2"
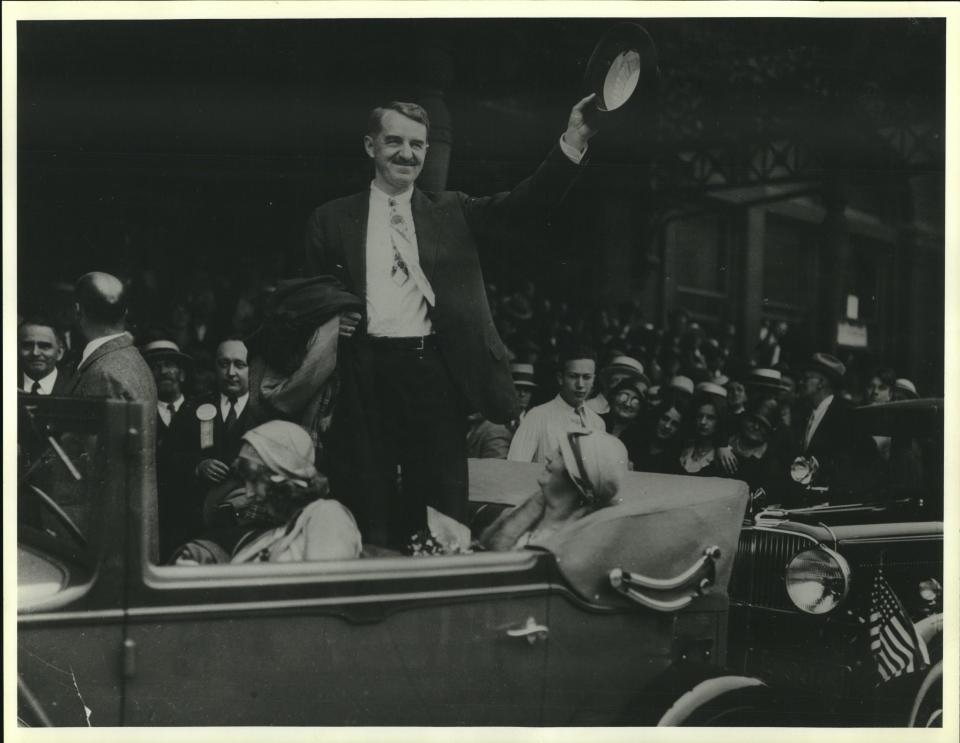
[
  {"x1": 220, "y1": 392, "x2": 249, "y2": 421},
  {"x1": 363, "y1": 134, "x2": 586, "y2": 338},
  {"x1": 157, "y1": 395, "x2": 185, "y2": 427},
  {"x1": 79, "y1": 332, "x2": 126, "y2": 368},
  {"x1": 365, "y1": 183, "x2": 434, "y2": 337},
  {"x1": 804, "y1": 394, "x2": 834, "y2": 450},
  {"x1": 507, "y1": 394, "x2": 605, "y2": 464},
  {"x1": 22, "y1": 368, "x2": 59, "y2": 395}
]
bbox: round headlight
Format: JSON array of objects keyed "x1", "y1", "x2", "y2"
[{"x1": 785, "y1": 547, "x2": 851, "y2": 614}]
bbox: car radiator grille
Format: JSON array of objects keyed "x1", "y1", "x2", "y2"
[{"x1": 730, "y1": 529, "x2": 819, "y2": 610}]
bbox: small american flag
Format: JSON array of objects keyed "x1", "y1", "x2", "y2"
[{"x1": 869, "y1": 571, "x2": 930, "y2": 682}]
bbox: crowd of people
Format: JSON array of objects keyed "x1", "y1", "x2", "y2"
[
  {"x1": 17, "y1": 96, "x2": 929, "y2": 567},
  {"x1": 18, "y1": 266, "x2": 924, "y2": 564}
]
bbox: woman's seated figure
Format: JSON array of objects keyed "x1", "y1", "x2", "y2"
[
  {"x1": 478, "y1": 430, "x2": 629, "y2": 551},
  {"x1": 173, "y1": 420, "x2": 362, "y2": 564}
]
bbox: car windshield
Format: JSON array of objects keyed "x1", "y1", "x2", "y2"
[
  {"x1": 856, "y1": 399, "x2": 943, "y2": 513},
  {"x1": 18, "y1": 398, "x2": 105, "y2": 563}
]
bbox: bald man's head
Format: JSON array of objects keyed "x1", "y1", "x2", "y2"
[{"x1": 75, "y1": 271, "x2": 128, "y2": 332}]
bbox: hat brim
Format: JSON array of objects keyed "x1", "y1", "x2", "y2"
[
  {"x1": 142, "y1": 349, "x2": 193, "y2": 366},
  {"x1": 600, "y1": 366, "x2": 650, "y2": 387},
  {"x1": 513, "y1": 380, "x2": 538, "y2": 389},
  {"x1": 584, "y1": 23, "x2": 661, "y2": 115}
]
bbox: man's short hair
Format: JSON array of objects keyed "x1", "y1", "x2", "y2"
[
  {"x1": 19, "y1": 315, "x2": 67, "y2": 346},
  {"x1": 75, "y1": 273, "x2": 127, "y2": 326},
  {"x1": 367, "y1": 101, "x2": 430, "y2": 138},
  {"x1": 559, "y1": 344, "x2": 598, "y2": 368}
]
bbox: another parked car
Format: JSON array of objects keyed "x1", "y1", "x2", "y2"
[
  {"x1": 726, "y1": 398, "x2": 944, "y2": 726},
  {"x1": 18, "y1": 395, "x2": 763, "y2": 727}
]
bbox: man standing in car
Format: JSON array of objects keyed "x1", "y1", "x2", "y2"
[{"x1": 304, "y1": 95, "x2": 597, "y2": 548}]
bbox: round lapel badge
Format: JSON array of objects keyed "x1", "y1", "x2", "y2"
[{"x1": 196, "y1": 403, "x2": 217, "y2": 422}]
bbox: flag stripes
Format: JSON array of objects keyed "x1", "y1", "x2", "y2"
[{"x1": 869, "y1": 571, "x2": 930, "y2": 682}]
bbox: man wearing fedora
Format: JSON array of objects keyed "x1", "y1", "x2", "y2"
[
  {"x1": 510, "y1": 362, "x2": 538, "y2": 427},
  {"x1": 303, "y1": 95, "x2": 598, "y2": 548},
  {"x1": 792, "y1": 352, "x2": 876, "y2": 502},
  {"x1": 142, "y1": 339, "x2": 193, "y2": 447},
  {"x1": 142, "y1": 338, "x2": 193, "y2": 556}
]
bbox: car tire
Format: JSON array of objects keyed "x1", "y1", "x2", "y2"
[
  {"x1": 656, "y1": 673, "x2": 778, "y2": 726},
  {"x1": 908, "y1": 661, "x2": 943, "y2": 728}
]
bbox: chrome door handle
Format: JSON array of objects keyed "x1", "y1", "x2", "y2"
[{"x1": 506, "y1": 616, "x2": 549, "y2": 644}]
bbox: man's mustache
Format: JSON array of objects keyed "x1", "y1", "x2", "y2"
[{"x1": 392, "y1": 156, "x2": 419, "y2": 166}]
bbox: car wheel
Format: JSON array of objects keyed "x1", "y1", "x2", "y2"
[
  {"x1": 908, "y1": 661, "x2": 942, "y2": 728},
  {"x1": 657, "y1": 675, "x2": 779, "y2": 726}
]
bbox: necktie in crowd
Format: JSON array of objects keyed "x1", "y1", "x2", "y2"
[
  {"x1": 388, "y1": 198, "x2": 435, "y2": 306},
  {"x1": 225, "y1": 399, "x2": 238, "y2": 432},
  {"x1": 575, "y1": 406, "x2": 588, "y2": 428},
  {"x1": 31, "y1": 380, "x2": 42, "y2": 395}
]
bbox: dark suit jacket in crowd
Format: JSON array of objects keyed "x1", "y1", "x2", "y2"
[
  {"x1": 798, "y1": 397, "x2": 878, "y2": 501},
  {"x1": 304, "y1": 145, "x2": 582, "y2": 425},
  {"x1": 19, "y1": 367, "x2": 74, "y2": 395},
  {"x1": 64, "y1": 332, "x2": 157, "y2": 405},
  {"x1": 162, "y1": 394, "x2": 256, "y2": 556}
]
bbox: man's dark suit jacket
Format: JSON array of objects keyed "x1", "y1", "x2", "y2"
[
  {"x1": 799, "y1": 397, "x2": 878, "y2": 501},
  {"x1": 163, "y1": 395, "x2": 255, "y2": 556},
  {"x1": 64, "y1": 332, "x2": 157, "y2": 405},
  {"x1": 19, "y1": 367, "x2": 73, "y2": 395},
  {"x1": 304, "y1": 145, "x2": 582, "y2": 424}
]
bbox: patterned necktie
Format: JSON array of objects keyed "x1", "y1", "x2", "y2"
[
  {"x1": 225, "y1": 399, "x2": 238, "y2": 432},
  {"x1": 31, "y1": 380, "x2": 42, "y2": 395},
  {"x1": 388, "y1": 198, "x2": 436, "y2": 306},
  {"x1": 575, "y1": 406, "x2": 587, "y2": 428}
]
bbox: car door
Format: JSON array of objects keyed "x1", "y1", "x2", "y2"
[
  {"x1": 121, "y1": 551, "x2": 552, "y2": 725},
  {"x1": 17, "y1": 397, "x2": 135, "y2": 727}
]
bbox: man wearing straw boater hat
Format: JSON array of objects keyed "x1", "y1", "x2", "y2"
[
  {"x1": 586, "y1": 355, "x2": 649, "y2": 416},
  {"x1": 142, "y1": 339, "x2": 193, "y2": 444}
]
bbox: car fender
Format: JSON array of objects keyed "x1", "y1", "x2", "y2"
[
  {"x1": 908, "y1": 660, "x2": 943, "y2": 727},
  {"x1": 657, "y1": 674, "x2": 770, "y2": 726}
]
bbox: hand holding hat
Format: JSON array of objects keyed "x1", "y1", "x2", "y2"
[{"x1": 563, "y1": 93, "x2": 600, "y2": 154}]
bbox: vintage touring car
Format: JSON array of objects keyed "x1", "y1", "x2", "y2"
[
  {"x1": 18, "y1": 394, "x2": 769, "y2": 727},
  {"x1": 726, "y1": 398, "x2": 944, "y2": 727}
]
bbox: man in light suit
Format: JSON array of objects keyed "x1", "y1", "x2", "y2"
[
  {"x1": 65, "y1": 272, "x2": 156, "y2": 405},
  {"x1": 304, "y1": 95, "x2": 597, "y2": 548},
  {"x1": 18, "y1": 317, "x2": 72, "y2": 395}
]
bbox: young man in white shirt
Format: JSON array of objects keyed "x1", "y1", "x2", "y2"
[{"x1": 508, "y1": 346, "x2": 606, "y2": 464}]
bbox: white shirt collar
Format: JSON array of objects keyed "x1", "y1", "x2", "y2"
[
  {"x1": 158, "y1": 394, "x2": 185, "y2": 412},
  {"x1": 220, "y1": 392, "x2": 249, "y2": 419},
  {"x1": 370, "y1": 180, "x2": 414, "y2": 206},
  {"x1": 157, "y1": 395, "x2": 185, "y2": 425},
  {"x1": 553, "y1": 394, "x2": 583, "y2": 413},
  {"x1": 23, "y1": 368, "x2": 59, "y2": 394},
  {"x1": 79, "y1": 332, "x2": 126, "y2": 367}
]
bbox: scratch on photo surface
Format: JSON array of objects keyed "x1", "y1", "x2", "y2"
[
  {"x1": 69, "y1": 665, "x2": 92, "y2": 726},
  {"x1": 22, "y1": 647, "x2": 71, "y2": 676}
]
